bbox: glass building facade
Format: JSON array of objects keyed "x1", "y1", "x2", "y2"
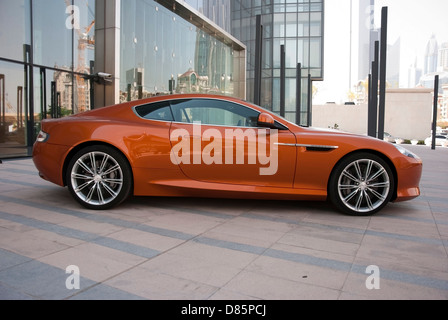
[
  {"x1": 120, "y1": 0, "x2": 240, "y2": 102},
  {"x1": 230, "y1": 0, "x2": 324, "y2": 125},
  {"x1": 0, "y1": 0, "x2": 96, "y2": 158},
  {"x1": 0, "y1": 0, "x2": 324, "y2": 159},
  {"x1": 0, "y1": 0, "x2": 245, "y2": 159}
]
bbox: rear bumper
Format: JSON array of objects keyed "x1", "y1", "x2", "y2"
[{"x1": 32, "y1": 142, "x2": 70, "y2": 187}]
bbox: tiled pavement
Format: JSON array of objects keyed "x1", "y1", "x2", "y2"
[{"x1": 0, "y1": 145, "x2": 447, "y2": 300}]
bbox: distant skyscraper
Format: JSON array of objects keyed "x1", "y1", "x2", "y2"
[
  {"x1": 438, "y1": 42, "x2": 448, "y2": 72},
  {"x1": 358, "y1": 0, "x2": 376, "y2": 82},
  {"x1": 387, "y1": 38, "x2": 401, "y2": 88},
  {"x1": 408, "y1": 58, "x2": 422, "y2": 88},
  {"x1": 424, "y1": 34, "x2": 439, "y2": 75}
]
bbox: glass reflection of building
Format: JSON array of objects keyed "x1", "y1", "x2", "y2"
[
  {"x1": 0, "y1": 0, "x2": 324, "y2": 159},
  {"x1": 0, "y1": 0, "x2": 96, "y2": 158},
  {"x1": 179, "y1": 1, "x2": 325, "y2": 124},
  {"x1": 0, "y1": 0, "x2": 245, "y2": 159}
]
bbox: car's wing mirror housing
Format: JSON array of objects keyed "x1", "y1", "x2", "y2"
[{"x1": 258, "y1": 113, "x2": 287, "y2": 130}]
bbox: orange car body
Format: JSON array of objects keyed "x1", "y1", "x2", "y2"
[{"x1": 33, "y1": 94, "x2": 422, "y2": 206}]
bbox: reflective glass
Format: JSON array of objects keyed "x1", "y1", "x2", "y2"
[
  {"x1": 121, "y1": 0, "x2": 235, "y2": 101},
  {"x1": 33, "y1": 0, "x2": 73, "y2": 68},
  {"x1": 0, "y1": 0, "x2": 31, "y2": 61}
]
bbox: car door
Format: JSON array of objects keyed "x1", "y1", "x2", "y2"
[{"x1": 169, "y1": 98, "x2": 297, "y2": 188}]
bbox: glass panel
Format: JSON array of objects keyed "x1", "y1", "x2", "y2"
[
  {"x1": 310, "y1": 12, "x2": 322, "y2": 36},
  {"x1": 73, "y1": 0, "x2": 95, "y2": 75},
  {"x1": 310, "y1": 38, "x2": 321, "y2": 68},
  {"x1": 45, "y1": 69, "x2": 74, "y2": 118},
  {"x1": 135, "y1": 101, "x2": 173, "y2": 121},
  {"x1": 33, "y1": 0, "x2": 73, "y2": 68},
  {"x1": 0, "y1": 0, "x2": 31, "y2": 61},
  {"x1": 260, "y1": 78, "x2": 272, "y2": 110},
  {"x1": 171, "y1": 99, "x2": 259, "y2": 127},
  {"x1": 121, "y1": 1, "x2": 235, "y2": 101},
  {"x1": 0, "y1": 61, "x2": 27, "y2": 158},
  {"x1": 285, "y1": 78, "x2": 296, "y2": 111},
  {"x1": 285, "y1": 39, "x2": 297, "y2": 68},
  {"x1": 285, "y1": 13, "x2": 297, "y2": 37}
]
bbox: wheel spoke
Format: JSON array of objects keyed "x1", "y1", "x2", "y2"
[
  {"x1": 77, "y1": 159, "x2": 94, "y2": 175},
  {"x1": 368, "y1": 181, "x2": 389, "y2": 188},
  {"x1": 354, "y1": 161, "x2": 363, "y2": 180},
  {"x1": 101, "y1": 181, "x2": 118, "y2": 197},
  {"x1": 354, "y1": 191, "x2": 364, "y2": 211},
  {"x1": 364, "y1": 190, "x2": 374, "y2": 211},
  {"x1": 89, "y1": 152, "x2": 97, "y2": 175},
  {"x1": 342, "y1": 169, "x2": 359, "y2": 183},
  {"x1": 339, "y1": 184, "x2": 357, "y2": 190},
  {"x1": 367, "y1": 167, "x2": 386, "y2": 182},
  {"x1": 97, "y1": 184, "x2": 105, "y2": 204},
  {"x1": 75, "y1": 180, "x2": 94, "y2": 192},
  {"x1": 343, "y1": 188, "x2": 360, "y2": 202},
  {"x1": 102, "y1": 178, "x2": 123, "y2": 185},
  {"x1": 72, "y1": 173, "x2": 93, "y2": 180},
  {"x1": 85, "y1": 182, "x2": 97, "y2": 203},
  {"x1": 102, "y1": 164, "x2": 120, "y2": 176},
  {"x1": 365, "y1": 160, "x2": 373, "y2": 181},
  {"x1": 367, "y1": 187, "x2": 387, "y2": 201},
  {"x1": 98, "y1": 154, "x2": 110, "y2": 174}
]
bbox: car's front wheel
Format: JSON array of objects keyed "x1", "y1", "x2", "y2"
[
  {"x1": 66, "y1": 145, "x2": 133, "y2": 210},
  {"x1": 328, "y1": 153, "x2": 395, "y2": 216}
]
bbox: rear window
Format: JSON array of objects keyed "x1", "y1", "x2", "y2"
[{"x1": 134, "y1": 101, "x2": 174, "y2": 121}]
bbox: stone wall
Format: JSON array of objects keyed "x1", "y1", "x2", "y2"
[{"x1": 312, "y1": 88, "x2": 433, "y2": 141}]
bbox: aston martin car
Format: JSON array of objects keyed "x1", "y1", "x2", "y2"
[{"x1": 33, "y1": 94, "x2": 423, "y2": 216}]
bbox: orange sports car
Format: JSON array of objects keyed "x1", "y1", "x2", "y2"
[{"x1": 32, "y1": 94, "x2": 422, "y2": 216}]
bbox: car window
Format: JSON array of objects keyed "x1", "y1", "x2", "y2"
[
  {"x1": 134, "y1": 101, "x2": 174, "y2": 121},
  {"x1": 170, "y1": 99, "x2": 260, "y2": 127}
]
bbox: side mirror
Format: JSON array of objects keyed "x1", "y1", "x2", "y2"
[{"x1": 258, "y1": 113, "x2": 284, "y2": 130}]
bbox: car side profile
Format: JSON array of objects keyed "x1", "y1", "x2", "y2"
[{"x1": 33, "y1": 94, "x2": 423, "y2": 216}]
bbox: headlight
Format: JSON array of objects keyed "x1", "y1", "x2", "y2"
[
  {"x1": 36, "y1": 130, "x2": 49, "y2": 143},
  {"x1": 393, "y1": 144, "x2": 420, "y2": 159}
]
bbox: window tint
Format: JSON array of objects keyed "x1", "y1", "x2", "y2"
[
  {"x1": 170, "y1": 99, "x2": 260, "y2": 127},
  {"x1": 134, "y1": 101, "x2": 173, "y2": 121}
]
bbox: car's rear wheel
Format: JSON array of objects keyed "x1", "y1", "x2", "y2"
[
  {"x1": 66, "y1": 145, "x2": 132, "y2": 210},
  {"x1": 329, "y1": 153, "x2": 394, "y2": 216}
]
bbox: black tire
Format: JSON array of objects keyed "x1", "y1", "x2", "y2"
[
  {"x1": 328, "y1": 152, "x2": 395, "y2": 216},
  {"x1": 66, "y1": 145, "x2": 133, "y2": 210}
]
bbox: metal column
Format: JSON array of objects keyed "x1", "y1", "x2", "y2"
[
  {"x1": 378, "y1": 7, "x2": 388, "y2": 141},
  {"x1": 254, "y1": 15, "x2": 263, "y2": 106}
]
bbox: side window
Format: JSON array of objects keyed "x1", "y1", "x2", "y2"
[
  {"x1": 134, "y1": 101, "x2": 174, "y2": 121},
  {"x1": 170, "y1": 99, "x2": 259, "y2": 127}
]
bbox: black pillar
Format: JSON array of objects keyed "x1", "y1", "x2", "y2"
[
  {"x1": 137, "y1": 71, "x2": 143, "y2": 100},
  {"x1": 432, "y1": 75, "x2": 439, "y2": 150},
  {"x1": 40, "y1": 68, "x2": 47, "y2": 120},
  {"x1": 254, "y1": 15, "x2": 263, "y2": 105},
  {"x1": 296, "y1": 63, "x2": 302, "y2": 126},
  {"x1": 280, "y1": 45, "x2": 286, "y2": 118},
  {"x1": 51, "y1": 81, "x2": 57, "y2": 119},
  {"x1": 378, "y1": 7, "x2": 388, "y2": 141},
  {"x1": 307, "y1": 74, "x2": 312, "y2": 127},
  {"x1": 368, "y1": 41, "x2": 379, "y2": 138},
  {"x1": 90, "y1": 60, "x2": 95, "y2": 110},
  {"x1": 0, "y1": 74, "x2": 5, "y2": 124}
]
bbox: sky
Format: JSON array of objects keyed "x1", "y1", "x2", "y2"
[{"x1": 314, "y1": 0, "x2": 448, "y2": 105}]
